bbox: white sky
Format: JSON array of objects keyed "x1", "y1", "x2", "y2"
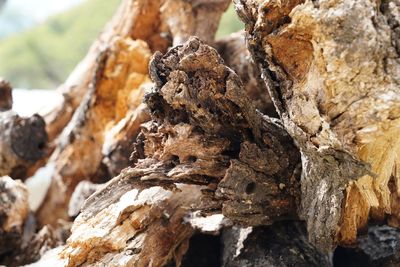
[{"x1": 3, "y1": 0, "x2": 84, "y2": 22}]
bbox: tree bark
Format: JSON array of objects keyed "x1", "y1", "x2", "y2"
[{"x1": 234, "y1": 0, "x2": 400, "y2": 250}]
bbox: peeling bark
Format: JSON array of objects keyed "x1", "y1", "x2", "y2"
[{"x1": 235, "y1": 0, "x2": 400, "y2": 250}]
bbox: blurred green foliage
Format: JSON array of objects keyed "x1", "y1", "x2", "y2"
[
  {"x1": 0, "y1": 1, "x2": 242, "y2": 89},
  {"x1": 216, "y1": 4, "x2": 243, "y2": 38}
]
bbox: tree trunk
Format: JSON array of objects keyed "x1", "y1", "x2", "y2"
[{"x1": 2, "y1": 0, "x2": 400, "y2": 266}]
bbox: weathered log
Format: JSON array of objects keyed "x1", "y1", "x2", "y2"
[
  {"x1": 221, "y1": 223, "x2": 331, "y2": 267},
  {"x1": 235, "y1": 0, "x2": 400, "y2": 250},
  {"x1": 29, "y1": 37, "x2": 302, "y2": 267},
  {"x1": 146, "y1": 37, "x2": 301, "y2": 224},
  {"x1": 0, "y1": 78, "x2": 12, "y2": 111},
  {"x1": 0, "y1": 112, "x2": 47, "y2": 178}
]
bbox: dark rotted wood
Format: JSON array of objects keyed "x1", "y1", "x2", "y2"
[
  {"x1": 215, "y1": 32, "x2": 277, "y2": 117},
  {"x1": 333, "y1": 225, "x2": 400, "y2": 267},
  {"x1": 147, "y1": 37, "x2": 301, "y2": 225},
  {"x1": 0, "y1": 112, "x2": 47, "y2": 179},
  {"x1": 222, "y1": 223, "x2": 331, "y2": 267}
]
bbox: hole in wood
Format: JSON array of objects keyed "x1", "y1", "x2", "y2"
[{"x1": 246, "y1": 182, "x2": 256, "y2": 194}]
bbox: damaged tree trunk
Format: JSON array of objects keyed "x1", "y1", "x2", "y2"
[
  {"x1": 36, "y1": 0, "x2": 232, "y2": 227},
  {"x1": 2, "y1": 0, "x2": 400, "y2": 266},
  {"x1": 0, "y1": 80, "x2": 48, "y2": 179},
  {"x1": 30, "y1": 37, "x2": 303, "y2": 266}
]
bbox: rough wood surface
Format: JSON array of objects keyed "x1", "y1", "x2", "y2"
[
  {"x1": 0, "y1": 112, "x2": 47, "y2": 178},
  {"x1": 235, "y1": 0, "x2": 400, "y2": 250},
  {"x1": 215, "y1": 32, "x2": 276, "y2": 116},
  {"x1": 29, "y1": 37, "x2": 302, "y2": 267},
  {"x1": 36, "y1": 0, "x2": 233, "y2": 228},
  {"x1": 0, "y1": 78, "x2": 12, "y2": 111}
]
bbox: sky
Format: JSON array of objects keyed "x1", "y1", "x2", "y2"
[
  {"x1": 2, "y1": 0, "x2": 83, "y2": 21},
  {"x1": 0, "y1": 0, "x2": 84, "y2": 38}
]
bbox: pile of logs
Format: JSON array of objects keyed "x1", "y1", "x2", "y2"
[{"x1": 0, "y1": 0, "x2": 399, "y2": 266}]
